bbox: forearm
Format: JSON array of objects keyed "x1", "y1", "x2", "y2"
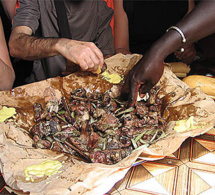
[
  {"x1": 0, "y1": 59, "x2": 15, "y2": 91},
  {"x1": 9, "y1": 33, "x2": 61, "y2": 60},
  {"x1": 113, "y1": 0, "x2": 130, "y2": 54},
  {"x1": 151, "y1": 0, "x2": 215, "y2": 61}
]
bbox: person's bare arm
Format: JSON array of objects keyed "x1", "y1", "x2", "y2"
[
  {"x1": 1, "y1": 0, "x2": 17, "y2": 20},
  {"x1": 0, "y1": 18, "x2": 15, "y2": 90},
  {"x1": 122, "y1": 0, "x2": 215, "y2": 107},
  {"x1": 173, "y1": 0, "x2": 196, "y2": 64},
  {"x1": 187, "y1": 0, "x2": 195, "y2": 13},
  {"x1": 159, "y1": 0, "x2": 215, "y2": 59},
  {"x1": 9, "y1": 26, "x2": 104, "y2": 71},
  {"x1": 113, "y1": 0, "x2": 130, "y2": 54}
]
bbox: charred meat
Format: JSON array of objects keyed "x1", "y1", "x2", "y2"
[{"x1": 30, "y1": 88, "x2": 166, "y2": 164}]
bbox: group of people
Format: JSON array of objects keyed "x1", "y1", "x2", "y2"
[{"x1": 0, "y1": 0, "x2": 215, "y2": 106}]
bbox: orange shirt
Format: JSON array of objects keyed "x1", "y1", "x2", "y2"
[
  {"x1": 104, "y1": 0, "x2": 114, "y2": 36},
  {"x1": 15, "y1": 0, "x2": 20, "y2": 12}
]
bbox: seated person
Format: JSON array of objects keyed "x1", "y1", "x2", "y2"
[
  {"x1": 114, "y1": 0, "x2": 196, "y2": 64},
  {"x1": 9, "y1": 0, "x2": 114, "y2": 83},
  {"x1": 0, "y1": 5, "x2": 15, "y2": 90}
]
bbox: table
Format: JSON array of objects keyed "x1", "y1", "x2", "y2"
[{"x1": 107, "y1": 128, "x2": 215, "y2": 195}]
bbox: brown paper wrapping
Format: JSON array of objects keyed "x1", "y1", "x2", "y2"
[{"x1": 0, "y1": 53, "x2": 214, "y2": 194}]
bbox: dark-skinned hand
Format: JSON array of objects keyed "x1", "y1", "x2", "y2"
[
  {"x1": 174, "y1": 43, "x2": 196, "y2": 64},
  {"x1": 121, "y1": 52, "x2": 165, "y2": 107}
]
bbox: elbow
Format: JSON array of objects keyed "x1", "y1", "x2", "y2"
[
  {"x1": 9, "y1": 33, "x2": 27, "y2": 59},
  {"x1": 0, "y1": 71, "x2": 15, "y2": 91},
  {"x1": 6, "y1": 70, "x2": 15, "y2": 90},
  {"x1": 9, "y1": 38, "x2": 19, "y2": 58},
  {"x1": 4, "y1": 77, "x2": 15, "y2": 91}
]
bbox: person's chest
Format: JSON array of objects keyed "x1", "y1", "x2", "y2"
[{"x1": 38, "y1": 0, "x2": 102, "y2": 41}]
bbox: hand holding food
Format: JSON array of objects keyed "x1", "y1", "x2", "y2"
[
  {"x1": 121, "y1": 51, "x2": 165, "y2": 107},
  {"x1": 57, "y1": 39, "x2": 104, "y2": 72}
]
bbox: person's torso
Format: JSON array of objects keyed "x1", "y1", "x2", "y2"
[
  {"x1": 38, "y1": 0, "x2": 109, "y2": 42},
  {"x1": 15, "y1": 0, "x2": 114, "y2": 82}
]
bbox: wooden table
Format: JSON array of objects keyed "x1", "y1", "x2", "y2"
[
  {"x1": 1, "y1": 129, "x2": 215, "y2": 195},
  {"x1": 107, "y1": 128, "x2": 215, "y2": 195}
]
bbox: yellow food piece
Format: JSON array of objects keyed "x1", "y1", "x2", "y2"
[
  {"x1": 174, "y1": 116, "x2": 206, "y2": 132},
  {"x1": 92, "y1": 66, "x2": 101, "y2": 74},
  {"x1": 0, "y1": 106, "x2": 16, "y2": 123},
  {"x1": 101, "y1": 70, "x2": 123, "y2": 84},
  {"x1": 25, "y1": 160, "x2": 62, "y2": 182}
]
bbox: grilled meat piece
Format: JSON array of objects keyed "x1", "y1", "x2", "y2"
[
  {"x1": 90, "y1": 147, "x2": 133, "y2": 164},
  {"x1": 31, "y1": 87, "x2": 167, "y2": 165},
  {"x1": 92, "y1": 111, "x2": 120, "y2": 132}
]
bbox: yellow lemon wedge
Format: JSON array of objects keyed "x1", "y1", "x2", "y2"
[
  {"x1": 92, "y1": 66, "x2": 101, "y2": 74},
  {"x1": 25, "y1": 160, "x2": 62, "y2": 182},
  {"x1": 174, "y1": 116, "x2": 206, "y2": 132},
  {"x1": 101, "y1": 70, "x2": 123, "y2": 84},
  {"x1": 0, "y1": 106, "x2": 16, "y2": 123}
]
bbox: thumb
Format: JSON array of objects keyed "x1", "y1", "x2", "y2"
[{"x1": 128, "y1": 81, "x2": 140, "y2": 107}]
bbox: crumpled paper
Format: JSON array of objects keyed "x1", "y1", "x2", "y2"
[{"x1": 0, "y1": 53, "x2": 215, "y2": 194}]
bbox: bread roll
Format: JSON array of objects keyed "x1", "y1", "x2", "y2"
[
  {"x1": 167, "y1": 62, "x2": 190, "y2": 73},
  {"x1": 182, "y1": 75, "x2": 215, "y2": 97},
  {"x1": 174, "y1": 72, "x2": 187, "y2": 78}
]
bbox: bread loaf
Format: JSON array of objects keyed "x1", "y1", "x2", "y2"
[
  {"x1": 174, "y1": 72, "x2": 187, "y2": 78},
  {"x1": 182, "y1": 75, "x2": 215, "y2": 97},
  {"x1": 167, "y1": 62, "x2": 190, "y2": 73}
]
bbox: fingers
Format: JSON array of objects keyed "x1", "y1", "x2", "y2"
[
  {"x1": 121, "y1": 75, "x2": 130, "y2": 101},
  {"x1": 79, "y1": 45, "x2": 104, "y2": 71},
  {"x1": 175, "y1": 50, "x2": 196, "y2": 64},
  {"x1": 90, "y1": 43, "x2": 104, "y2": 69},
  {"x1": 80, "y1": 54, "x2": 98, "y2": 71},
  {"x1": 139, "y1": 81, "x2": 150, "y2": 95},
  {"x1": 63, "y1": 40, "x2": 104, "y2": 72},
  {"x1": 86, "y1": 43, "x2": 104, "y2": 70},
  {"x1": 174, "y1": 44, "x2": 196, "y2": 64},
  {"x1": 128, "y1": 81, "x2": 140, "y2": 107}
]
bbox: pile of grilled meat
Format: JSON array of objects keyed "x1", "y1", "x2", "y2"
[{"x1": 31, "y1": 88, "x2": 167, "y2": 164}]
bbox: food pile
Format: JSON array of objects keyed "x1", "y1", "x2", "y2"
[{"x1": 30, "y1": 88, "x2": 167, "y2": 165}]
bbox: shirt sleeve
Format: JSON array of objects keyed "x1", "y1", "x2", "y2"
[
  {"x1": 95, "y1": 1, "x2": 114, "y2": 56},
  {"x1": 12, "y1": 0, "x2": 40, "y2": 35}
]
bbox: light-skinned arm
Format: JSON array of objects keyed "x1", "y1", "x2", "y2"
[
  {"x1": 9, "y1": 26, "x2": 104, "y2": 72},
  {"x1": 1, "y1": 0, "x2": 17, "y2": 20},
  {"x1": 0, "y1": 17, "x2": 15, "y2": 90},
  {"x1": 113, "y1": 0, "x2": 130, "y2": 54}
]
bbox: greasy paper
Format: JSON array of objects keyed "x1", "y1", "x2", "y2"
[{"x1": 0, "y1": 53, "x2": 215, "y2": 195}]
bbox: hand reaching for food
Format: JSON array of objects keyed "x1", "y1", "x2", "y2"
[{"x1": 121, "y1": 51, "x2": 165, "y2": 107}]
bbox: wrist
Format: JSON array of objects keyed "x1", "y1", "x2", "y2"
[
  {"x1": 55, "y1": 38, "x2": 70, "y2": 55},
  {"x1": 151, "y1": 30, "x2": 183, "y2": 60}
]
